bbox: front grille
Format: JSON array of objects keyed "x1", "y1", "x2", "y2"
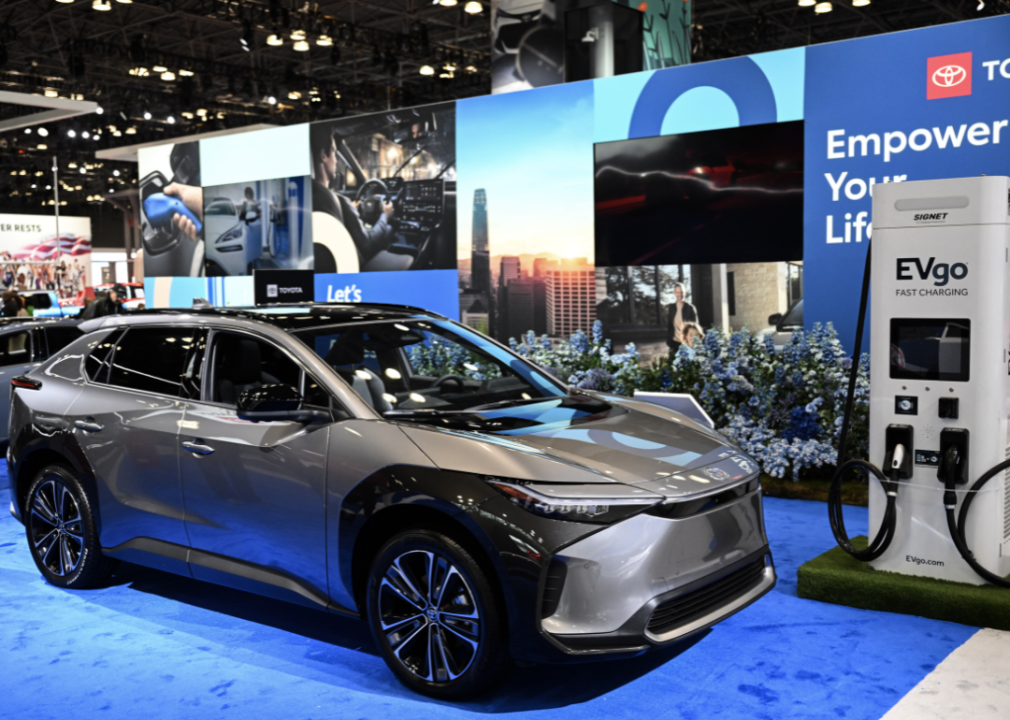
[{"x1": 647, "y1": 557, "x2": 767, "y2": 636}]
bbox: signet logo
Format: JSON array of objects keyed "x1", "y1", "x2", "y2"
[{"x1": 927, "y1": 52, "x2": 972, "y2": 99}]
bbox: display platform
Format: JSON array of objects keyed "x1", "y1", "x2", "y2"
[
  {"x1": 0, "y1": 468, "x2": 981, "y2": 720},
  {"x1": 799, "y1": 538, "x2": 1010, "y2": 631}
]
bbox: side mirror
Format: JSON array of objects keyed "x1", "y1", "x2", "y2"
[
  {"x1": 237, "y1": 384, "x2": 329, "y2": 423},
  {"x1": 767, "y1": 313, "x2": 783, "y2": 328}
]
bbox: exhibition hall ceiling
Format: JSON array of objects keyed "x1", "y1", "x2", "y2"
[{"x1": 0, "y1": 0, "x2": 1007, "y2": 216}]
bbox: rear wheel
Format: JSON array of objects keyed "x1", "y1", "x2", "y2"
[
  {"x1": 25, "y1": 465, "x2": 116, "y2": 588},
  {"x1": 366, "y1": 530, "x2": 509, "y2": 699}
]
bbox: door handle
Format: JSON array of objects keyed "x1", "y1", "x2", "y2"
[
  {"x1": 182, "y1": 440, "x2": 214, "y2": 455},
  {"x1": 75, "y1": 419, "x2": 103, "y2": 433}
]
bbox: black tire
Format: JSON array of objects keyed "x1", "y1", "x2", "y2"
[
  {"x1": 366, "y1": 529, "x2": 509, "y2": 699},
  {"x1": 24, "y1": 465, "x2": 117, "y2": 589}
]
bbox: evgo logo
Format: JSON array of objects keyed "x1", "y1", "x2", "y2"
[{"x1": 927, "y1": 52, "x2": 972, "y2": 99}]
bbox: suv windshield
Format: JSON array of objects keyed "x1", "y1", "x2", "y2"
[{"x1": 294, "y1": 319, "x2": 566, "y2": 415}]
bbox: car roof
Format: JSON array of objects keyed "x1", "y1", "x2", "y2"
[
  {"x1": 79, "y1": 302, "x2": 446, "y2": 333},
  {"x1": 0, "y1": 317, "x2": 78, "y2": 328}
]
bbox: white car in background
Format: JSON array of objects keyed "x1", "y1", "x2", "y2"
[
  {"x1": 760, "y1": 299, "x2": 804, "y2": 351},
  {"x1": 204, "y1": 197, "x2": 248, "y2": 276}
]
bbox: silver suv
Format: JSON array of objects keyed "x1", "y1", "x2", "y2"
[{"x1": 7, "y1": 304, "x2": 775, "y2": 698}]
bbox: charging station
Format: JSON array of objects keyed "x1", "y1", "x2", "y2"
[{"x1": 865, "y1": 176, "x2": 1010, "y2": 586}]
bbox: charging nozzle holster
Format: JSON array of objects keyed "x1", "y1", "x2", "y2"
[
  {"x1": 938, "y1": 428, "x2": 969, "y2": 487},
  {"x1": 883, "y1": 425, "x2": 914, "y2": 480}
]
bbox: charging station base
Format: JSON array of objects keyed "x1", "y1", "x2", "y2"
[{"x1": 798, "y1": 537, "x2": 1010, "y2": 631}]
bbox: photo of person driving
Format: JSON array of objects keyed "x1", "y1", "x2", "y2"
[
  {"x1": 308, "y1": 103, "x2": 458, "y2": 274},
  {"x1": 310, "y1": 123, "x2": 403, "y2": 271}
]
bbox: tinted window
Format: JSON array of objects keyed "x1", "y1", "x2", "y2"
[
  {"x1": 0, "y1": 331, "x2": 31, "y2": 367},
  {"x1": 85, "y1": 331, "x2": 120, "y2": 383},
  {"x1": 26, "y1": 293, "x2": 52, "y2": 310},
  {"x1": 44, "y1": 326, "x2": 83, "y2": 356},
  {"x1": 108, "y1": 327, "x2": 198, "y2": 396},
  {"x1": 210, "y1": 332, "x2": 301, "y2": 405}
]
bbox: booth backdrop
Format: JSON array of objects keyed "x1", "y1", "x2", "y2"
[{"x1": 136, "y1": 14, "x2": 1010, "y2": 354}]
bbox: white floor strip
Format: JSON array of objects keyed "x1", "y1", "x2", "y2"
[{"x1": 882, "y1": 628, "x2": 1010, "y2": 720}]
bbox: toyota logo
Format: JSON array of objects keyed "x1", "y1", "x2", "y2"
[{"x1": 932, "y1": 64, "x2": 966, "y2": 88}]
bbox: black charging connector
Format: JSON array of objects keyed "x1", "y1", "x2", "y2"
[{"x1": 937, "y1": 428, "x2": 969, "y2": 486}]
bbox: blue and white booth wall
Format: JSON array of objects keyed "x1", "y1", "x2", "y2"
[{"x1": 142, "y1": 14, "x2": 1010, "y2": 354}]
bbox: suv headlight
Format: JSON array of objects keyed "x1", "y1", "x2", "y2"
[{"x1": 485, "y1": 478, "x2": 661, "y2": 524}]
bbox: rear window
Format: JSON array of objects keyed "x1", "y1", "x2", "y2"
[
  {"x1": 26, "y1": 293, "x2": 52, "y2": 310},
  {"x1": 107, "y1": 327, "x2": 198, "y2": 397},
  {"x1": 44, "y1": 326, "x2": 83, "y2": 355}
]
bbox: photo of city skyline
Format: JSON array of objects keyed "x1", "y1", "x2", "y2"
[{"x1": 456, "y1": 81, "x2": 596, "y2": 343}]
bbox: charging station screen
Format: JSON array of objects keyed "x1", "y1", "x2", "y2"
[{"x1": 890, "y1": 319, "x2": 970, "y2": 382}]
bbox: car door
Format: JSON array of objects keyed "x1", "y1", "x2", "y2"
[
  {"x1": 64, "y1": 326, "x2": 202, "y2": 551},
  {"x1": 177, "y1": 328, "x2": 332, "y2": 607},
  {"x1": 0, "y1": 327, "x2": 43, "y2": 441}
]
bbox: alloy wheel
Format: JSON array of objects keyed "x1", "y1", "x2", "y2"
[
  {"x1": 377, "y1": 549, "x2": 481, "y2": 683},
  {"x1": 29, "y1": 479, "x2": 84, "y2": 577}
]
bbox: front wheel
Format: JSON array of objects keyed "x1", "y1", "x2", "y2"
[
  {"x1": 366, "y1": 530, "x2": 509, "y2": 699},
  {"x1": 25, "y1": 465, "x2": 116, "y2": 588}
]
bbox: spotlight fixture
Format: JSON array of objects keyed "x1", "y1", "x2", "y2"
[
  {"x1": 143, "y1": 111, "x2": 152, "y2": 119},
  {"x1": 977, "y1": 0, "x2": 984, "y2": 8},
  {"x1": 117, "y1": 0, "x2": 132, "y2": 3},
  {"x1": 38, "y1": 144, "x2": 48, "y2": 150},
  {"x1": 125, "y1": 127, "x2": 136, "y2": 134},
  {"x1": 67, "y1": 129, "x2": 76, "y2": 138},
  {"x1": 852, "y1": 0, "x2": 870, "y2": 4},
  {"x1": 293, "y1": 39, "x2": 310, "y2": 52},
  {"x1": 92, "y1": 0, "x2": 112, "y2": 10},
  {"x1": 56, "y1": 0, "x2": 74, "y2": 3},
  {"x1": 112, "y1": 130, "x2": 122, "y2": 137},
  {"x1": 288, "y1": 91, "x2": 302, "y2": 100},
  {"x1": 267, "y1": 33, "x2": 284, "y2": 46},
  {"x1": 267, "y1": 95, "x2": 278, "y2": 105},
  {"x1": 166, "y1": 115, "x2": 176, "y2": 124},
  {"x1": 196, "y1": 108, "x2": 207, "y2": 116},
  {"x1": 80, "y1": 166, "x2": 87, "y2": 173},
  {"x1": 44, "y1": 89, "x2": 59, "y2": 98},
  {"x1": 37, "y1": 127, "x2": 49, "y2": 137},
  {"x1": 23, "y1": 128, "x2": 31, "y2": 134},
  {"x1": 113, "y1": 170, "x2": 120, "y2": 177},
  {"x1": 419, "y1": 64, "x2": 435, "y2": 76},
  {"x1": 439, "y1": 0, "x2": 458, "y2": 6},
  {"x1": 96, "y1": 106, "x2": 104, "y2": 114},
  {"x1": 317, "y1": 34, "x2": 333, "y2": 47},
  {"x1": 152, "y1": 65, "x2": 167, "y2": 73},
  {"x1": 464, "y1": 1, "x2": 482, "y2": 12},
  {"x1": 128, "y1": 67, "x2": 150, "y2": 76},
  {"x1": 179, "y1": 69, "x2": 194, "y2": 77},
  {"x1": 181, "y1": 111, "x2": 194, "y2": 119},
  {"x1": 68, "y1": 162, "x2": 77, "y2": 169},
  {"x1": 814, "y1": 1, "x2": 833, "y2": 11},
  {"x1": 161, "y1": 70, "x2": 176, "y2": 81},
  {"x1": 82, "y1": 131, "x2": 90, "y2": 139},
  {"x1": 290, "y1": 29, "x2": 306, "y2": 41},
  {"x1": 798, "y1": 0, "x2": 815, "y2": 5}
]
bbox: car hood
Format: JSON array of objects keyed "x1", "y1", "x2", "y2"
[{"x1": 398, "y1": 395, "x2": 760, "y2": 499}]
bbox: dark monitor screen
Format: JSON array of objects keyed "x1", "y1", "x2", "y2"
[
  {"x1": 594, "y1": 120, "x2": 804, "y2": 266},
  {"x1": 890, "y1": 318, "x2": 970, "y2": 382}
]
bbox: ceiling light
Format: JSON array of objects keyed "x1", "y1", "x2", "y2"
[
  {"x1": 977, "y1": 0, "x2": 985, "y2": 8},
  {"x1": 75, "y1": 185, "x2": 82, "y2": 190},
  {"x1": 419, "y1": 64, "x2": 435, "y2": 76},
  {"x1": 37, "y1": 127, "x2": 49, "y2": 137},
  {"x1": 317, "y1": 34, "x2": 333, "y2": 46},
  {"x1": 82, "y1": 131, "x2": 90, "y2": 139},
  {"x1": 24, "y1": 128, "x2": 31, "y2": 134},
  {"x1": 196, "y1": 108, "x2": 207, "y2": 115},
  {"x1": 798, "y1": 0, "x2": 815, "y2": 5},
  {"x1": 125, "y1": 127, "x2": 136, "y2": 134},
  {"x1": 152, "y1": 64, "x2": 167, "y2": 72},
  {"x1": 67, "y1": 129, "x2": 76, "y2": 138},
  {"x1": 44, "y1": 89, "x2": 59, "y2": 98},
  {"x1": 161, "y1": 71, "x2": 176, "y2": 81},
  {"x1": 287, "y1": 91, "x2": 302, "y2": 100},
  {"x1": 143, "y1": 111, "x2": 152, "y2": 119},
  {"x1": 37, "y1": 144, "x2": 48, "y2": 150},
  {"x1": 56, "y1": 0, "x2": 74, "y2": 4},
  {"x1": 128, "y1": 67, "x2": 149, "y2": 76},
  {"x1": 113, "y1": 170, "x2": 120, "y2": 177},
  {"x1": 852, "y1": 0, "x2": 870, "y2": 5},
  {"x1": 179, "y1": 68, "x2": 194, "y2": 77},
  {"x1": 293, "y1": 39, "x2": 310, "y2": 52},
  {"x1": 96, "y1": 106, "x2": 104, "y2": 114},
  {"x1": 290, "y1": 29, "x2": 306, "y2": 41},
  {"x1": 68, "y1": 162, "x2": 77, "y2": 168},
  {"x1": 92, "y1": 0, "x2": 112, "y2": 10},
  {"x1": 181, "y1": 111, "x2": 194, "y2": 119},
  {"x1": 267, "y1": 34, "x2": 283, "y2": 46},
  {"x1": 112, "y1": 131, "x2": 121, "y2": 137},
  {"x1": 18, "y1": 169, "x2": 26, "y2": 175},
  {"x1": 166, "y1": 115, "x2": 175, "y2": 124},
  {"x1": 465, "y1": 64, "x2": 477, "y2": 73},
  {"x1": 464, "y1": 1, "x2": 482, "y2": 12},
  {"x1": 814, "y1": 1, "x2": 833, "y2": 11},
  {"x1": 439, "y1": 0, "x2": 458, "y2": 6},
  {"x1": 80, "y1": 167, "x2": 87, "y2": 173},
  {"x1": 267, "y1": 95, "x2": 277, "y2": 105}
]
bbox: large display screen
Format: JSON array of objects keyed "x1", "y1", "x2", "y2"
[
  {"x1": 594, "y1": 120, "x2": 804, "y2": 266},
  {"x1": 890, "y1": 318, "x2": 970, "y2": 382}
]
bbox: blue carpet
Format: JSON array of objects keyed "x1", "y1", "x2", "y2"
[{"x1": 0, "y1": 470, "x2": 977, "y2": 720}]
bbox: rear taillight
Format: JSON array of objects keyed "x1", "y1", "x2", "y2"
[{"x1": 11, "y1": 376, "x2": 41, "y2": 390}]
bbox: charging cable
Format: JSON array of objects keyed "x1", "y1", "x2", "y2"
[{"x1": 942, "y1": 450, "x2": 1010, "y2": 588}]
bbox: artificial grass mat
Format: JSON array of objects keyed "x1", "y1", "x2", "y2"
[{"x1": 798, "y1": 536, "x2": 1010, "y2": 631}]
